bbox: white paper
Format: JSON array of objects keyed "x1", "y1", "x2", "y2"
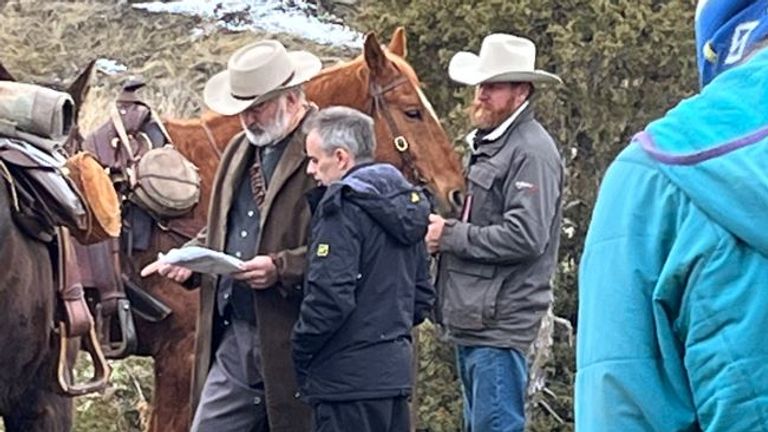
[{"x1": 158, "y1": 246, "x2": 244, "y2": 275}]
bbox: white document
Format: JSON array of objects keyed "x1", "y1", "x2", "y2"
[{"x1": 158, "y1": 246, "x2": 244, "y2": 275}]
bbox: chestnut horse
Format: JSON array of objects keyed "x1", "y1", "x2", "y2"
[
  {"x1": 0, "y1": 63, "x2": 95, "y2": 432},
  {"x1": 94, "y1": 28, "x2": 464, "y2": 431}
]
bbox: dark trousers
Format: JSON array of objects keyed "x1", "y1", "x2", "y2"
[{"x1": 311, "y1": 396, "x2": 410, "y2": 432}]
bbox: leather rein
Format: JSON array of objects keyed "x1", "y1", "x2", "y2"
[{"x1": 369, "y1": 77, "x2": 431, "y2": 186}]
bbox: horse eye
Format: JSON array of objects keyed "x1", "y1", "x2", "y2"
[{"x1": 404, "y1": 109, "x2": 422, "y2": 120}]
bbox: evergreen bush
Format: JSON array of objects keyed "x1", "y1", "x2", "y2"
[{"x1": 357, "y1": 1, "x2": 698, "y2": 429}]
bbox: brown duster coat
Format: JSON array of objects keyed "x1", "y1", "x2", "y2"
[{"x1": 188, "y1": 118, "x2": 315, "y2": 432}]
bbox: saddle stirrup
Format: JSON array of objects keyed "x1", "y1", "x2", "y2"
[{"x1": 55, "y1": 323, "x2": 111, "y2": 397}]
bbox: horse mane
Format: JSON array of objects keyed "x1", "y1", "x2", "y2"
[{"x1": 308, "y1": 49, "x2": 423, "y2": 107}]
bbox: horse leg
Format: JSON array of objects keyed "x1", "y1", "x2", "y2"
[
  {"x1": 148, "y1": 333, "x2": 196, "y2": 432},
  {"x1": 4, "y1": 349, "x2": 74, "y2": 432},
  {"x1": 3, "y1": 390, "x2": 73, "y2": 432},
  {"x1": 4, "y1": 337, "x2": 79, "y2": 432}
]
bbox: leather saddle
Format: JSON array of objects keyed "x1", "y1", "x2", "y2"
[
  {"x1": 69, "y1": 79, "x2": 176, "y2": 360},
  {"x1": 0, "y1": 138, "x2": 88, "y2": 242},
  {"x1": 0, "y1": 141, "x2": 110, "y2": 397}
]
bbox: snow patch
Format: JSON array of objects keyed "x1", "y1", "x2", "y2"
[
  {"x1": 95, "y1": 58, "x2": 128, "y2": 75},
  {"x1": 132, "y1": 0, "x2": 362, "y2": 48}
]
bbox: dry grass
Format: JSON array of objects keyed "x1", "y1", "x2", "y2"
[
  {"x1": 0, "y1": 1, "x2": 353, "y2": 430},
  {"x1": 0, "y1": 0, "x2": 353, "y2": 128}
]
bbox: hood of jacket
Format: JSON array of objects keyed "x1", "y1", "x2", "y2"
[
  {"x1": 316, "y1": 163, "x2": 430, "y2": 246},
  {"x1": 635, "y1": 47, "x2": 768, "y2": 255}
]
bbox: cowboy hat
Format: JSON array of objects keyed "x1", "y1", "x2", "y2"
[
  {"x1": 448, "y1": 34, "x2": 562, "y2": 86},
  {"x1": 204, "y1": 40, "x2": 322, "y2": 116}
]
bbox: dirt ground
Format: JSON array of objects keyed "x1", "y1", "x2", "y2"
[{"x1": 0, "y1": 1, "x2": 355, "y2": 430}]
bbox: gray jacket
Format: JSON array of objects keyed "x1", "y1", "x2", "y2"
[{"x1": 436, "y1": 106, "x2": 563, "y2": 353}]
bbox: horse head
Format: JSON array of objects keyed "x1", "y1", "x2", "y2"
[{"x1": 307, "y1": 28, "x2": 466, "y2": 216}]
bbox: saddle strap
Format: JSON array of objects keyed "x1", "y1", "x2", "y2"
[
  {"x1": 148, "y1": 107, "x2": 174, "y2": 147},
  {"x1": 0, "y1": 158, "x2": 19, "y2": 211},
  {"x1": 74, "y1": 238, "x2": 125, "y2": 316},
  {"x1": 57, "y1": 227, "x2": 94, "y2": 337},
  {"x1": 110, "y1": 104, "x2": 138, "y2": 167}
]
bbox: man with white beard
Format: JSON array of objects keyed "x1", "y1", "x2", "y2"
[{"x1": 142, "y1": 39, "x2": 321, "y2": 432}]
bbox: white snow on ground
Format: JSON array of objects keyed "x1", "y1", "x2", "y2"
[
  {"x1": 95, "y1": 58, "x2": 128, "y2": 75},
  {"x1": 132, "y1": 0, "x2": 363, "y2": 48}
]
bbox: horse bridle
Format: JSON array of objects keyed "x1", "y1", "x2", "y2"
[{"x1": 369, "y1": 77, "x2": 431, "y2": 186}]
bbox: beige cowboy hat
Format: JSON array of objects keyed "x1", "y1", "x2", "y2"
[
  {"x1": 449, "y1": 34, "x2": 562, "y2": 86},
  {"x1": 204, "y1": 40, "x2": 322, "y2": 116}
]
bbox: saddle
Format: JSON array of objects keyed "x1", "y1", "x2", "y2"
[
  {"x1": 0, "y1": 143, "x2": 111, "y2": 397},
  {"x1": 69, "y1": 80, "x2": 192, "y2": 360},
  {"x1": 0, "y1": 138, "x2": 88, "y2": 242},
  {"x1": 0, "y1": 138, "x2": 120, "y2": 245},
  {"x1": 82, "y1": 79, "x2": 200, "y2": 220},
  {"x1": 0, "y1": 80, "x2": 115, "y2": 396}
]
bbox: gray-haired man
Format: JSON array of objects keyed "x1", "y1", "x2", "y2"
[{"x1": 292, "y1": 106, "x2": 435, "y2": 432}]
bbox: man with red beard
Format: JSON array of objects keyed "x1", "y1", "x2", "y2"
[{"x1": 426, "y1": 33, "x2": 564, "y2": 432}]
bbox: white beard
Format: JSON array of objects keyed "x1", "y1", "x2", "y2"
[{"x1": 241, "y1": 98, "x2": 290, "y2": 147}]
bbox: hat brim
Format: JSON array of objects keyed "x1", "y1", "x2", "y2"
[
  {"x1": 448, "y1": 52, "x2": 562, "y2": 86},
  {"x1": 203, "y1": 50, "x2": 322, "y2": 116}
]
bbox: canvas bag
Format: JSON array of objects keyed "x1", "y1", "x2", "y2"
[
  {"x1": 108, "y1": 102, "x2": 201, "y2": 218},
  {"x1": 130, "y1": 144, "x2": 200, "y2": 218}
]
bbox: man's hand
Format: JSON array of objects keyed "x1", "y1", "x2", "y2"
[
  {"x1": 233, "y1": 255, "x2": 278, "y2": 290},
  {"x1": 140, "y1": 259, "x2": 193, "y2": 283},
  {"x1": 426, "y1": 213, "x2": 446, "y2": 254}
]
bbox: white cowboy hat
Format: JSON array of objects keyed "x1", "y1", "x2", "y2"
[
  {"x1": 448, "y1": 34, "x2": 562, "y2": 86},
  {"x1": 203, "y1": 40, "x2": 322, "y2": 116}
]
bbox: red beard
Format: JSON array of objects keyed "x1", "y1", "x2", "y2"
[{"x1": 468, "y1": 100, "x2": 518, "y2": 130}]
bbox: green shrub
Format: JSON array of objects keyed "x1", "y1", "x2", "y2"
[{"x1": 357, "y1": 1, "x2": 698, "y2": 429}]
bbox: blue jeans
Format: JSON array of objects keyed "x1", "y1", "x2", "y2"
[{"x1": 456, "y1": 345, "x2": 528, "y2": 432}]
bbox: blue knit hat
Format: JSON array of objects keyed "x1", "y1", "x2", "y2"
[{"x1": 696, "y1": 0, "x2": 768, "y2": 87}]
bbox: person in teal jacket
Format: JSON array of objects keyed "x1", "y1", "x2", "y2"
[{"x1": 576, "y1": 1, "x2": 768, "y2": 430}]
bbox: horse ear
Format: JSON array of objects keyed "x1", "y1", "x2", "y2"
[
  {"x1": 388, "y1": 27, "x2": 407, "y2": 59},
  {"x1": 67, "y1": 60, "x2": 96, "y2": 119},
  {"x1": 0, "y1": 61, "x2": 15, "y2": 81},
  {"x1": 364, "y1": 32, "x2": 390, "y2": 77}
]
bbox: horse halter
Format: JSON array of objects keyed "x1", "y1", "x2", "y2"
[{"x1": 369, "y1": 77, "x2": 431, "y2": 186}]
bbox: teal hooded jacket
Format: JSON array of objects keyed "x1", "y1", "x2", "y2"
[{"x1": 576, "y1": 48, "x2": 768, "y2": 430}]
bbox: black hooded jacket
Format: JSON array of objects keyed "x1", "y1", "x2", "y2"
[{"x1": 292, "y1": 163, "x2": 434, "y2": 403}]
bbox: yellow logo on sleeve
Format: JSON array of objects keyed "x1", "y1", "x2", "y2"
[
  {"x1": 410, "y1": 192, "x2": 420, "y2": 203},
  {"x1": 317, "y1": 243, "x2": 330, "y2": 257}
]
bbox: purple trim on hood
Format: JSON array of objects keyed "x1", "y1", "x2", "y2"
[{"x1": 636, "y1": 127, "x2": 768, "y2": 165}]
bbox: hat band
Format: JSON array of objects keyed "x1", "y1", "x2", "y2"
[{"x1": 230, "y1": 72, "x2": 296, "y2": 101}]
